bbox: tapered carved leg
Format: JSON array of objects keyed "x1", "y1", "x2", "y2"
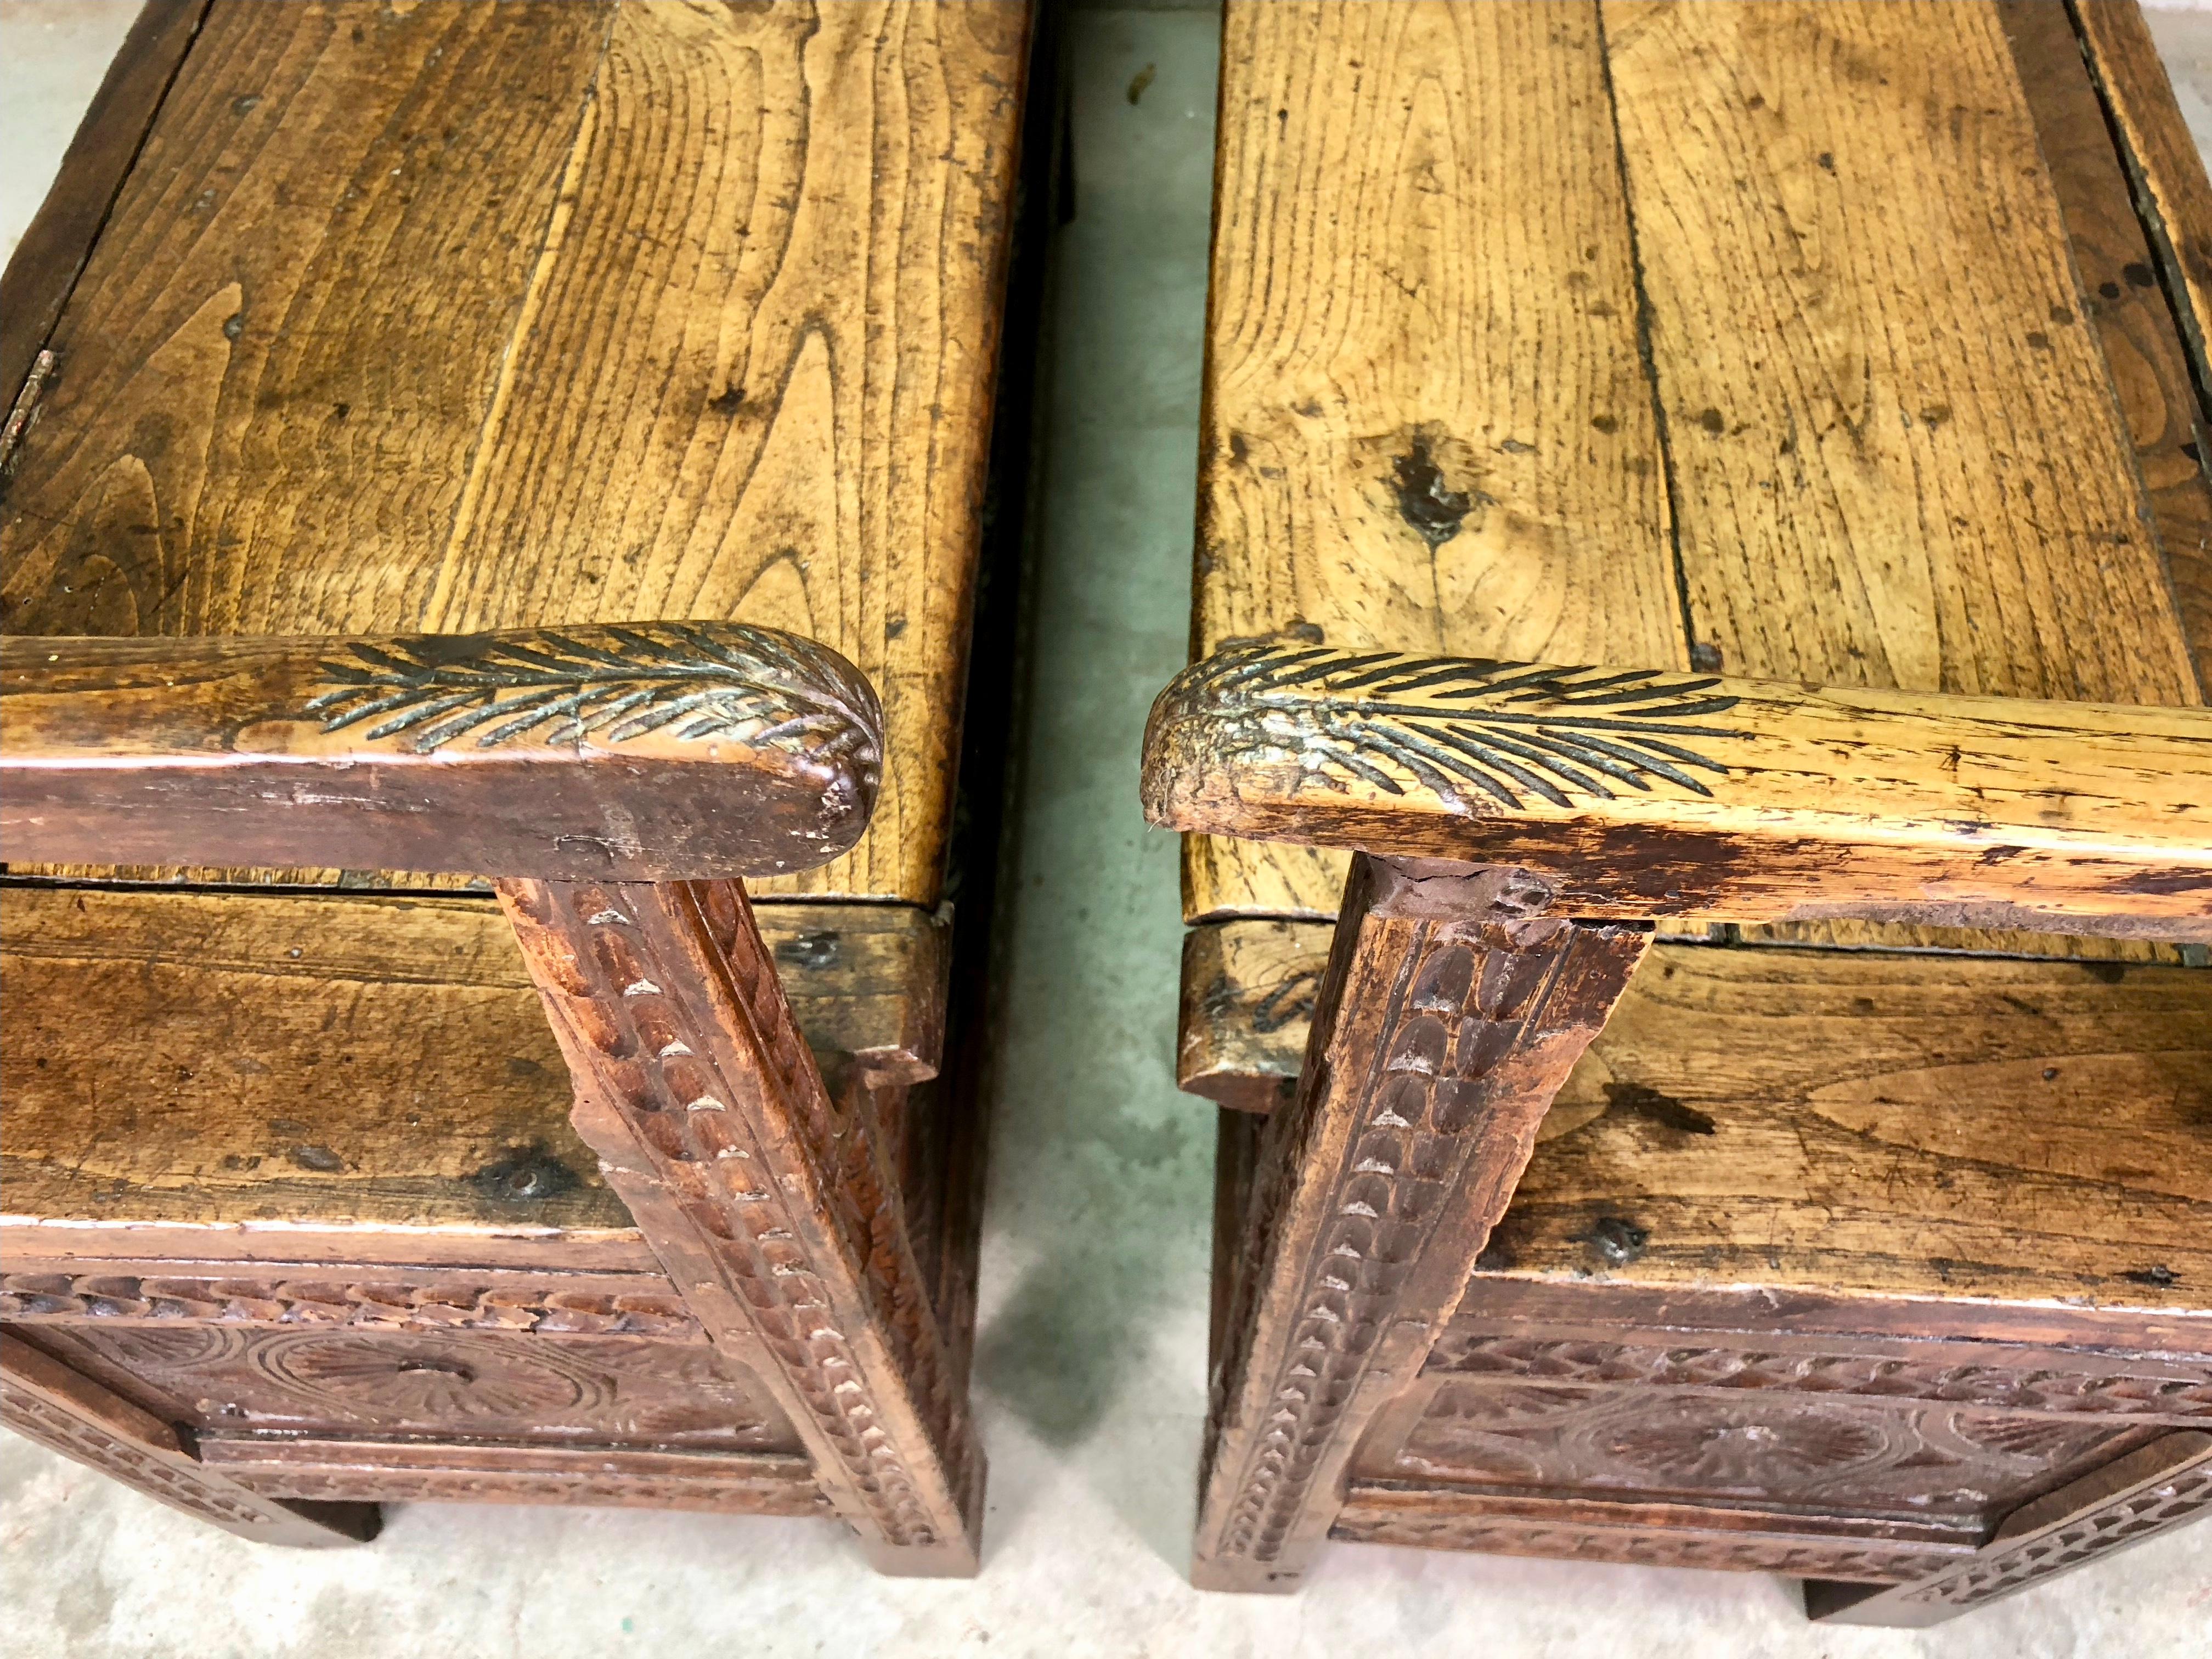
[
  {"x1": 498, "y1": 877, "x2": 983, "y2": 1576},
  {"x1": 1807, "y1": 1432, "x2": 2212, "y2": 1626},
  {"x1": 1193, "y1": 856, "x2": 1649, "y2": 1593},
  {"x1": 1, "y1": 1332, "x2": 379, "y2": 1547}
]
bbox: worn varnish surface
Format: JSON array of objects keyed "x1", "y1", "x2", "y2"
[
  {"x1": 1188, "y1": 0, "x2": 2211, "y2": 926},
  {"x1": 0, "y1": 0, "x2": 1030, "y2": 904},
  {"x1": 1609, "y1": 0, "x2": 2197, "y2": 706},
  {"x1": 1, "y1": 624, "x2": 885, "y2": 881},
  {"x1": 1, "y1": 885, "x2": 946, "y2": 1247},
  {"x1": 1145, "y1": 643, "x2": 2212, "y2": 935},
  {"x1": 1188, "y1": 0, "x2": 1685, "y2": 922},
  {"x1": 1472, "y1": 943, "x2": 2212, "y2": 1308}
]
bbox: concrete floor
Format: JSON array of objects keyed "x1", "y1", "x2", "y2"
[{"x1": 4, "y1": 5, "x2": 2210, "y2": 1655}]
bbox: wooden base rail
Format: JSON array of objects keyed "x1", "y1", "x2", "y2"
[
  {"x1": 1144, "y1": 640, "x2": 2212, "y2": 938},
  {"x1": 0, "y1": 623, "x2": 882, "y2": 880}
]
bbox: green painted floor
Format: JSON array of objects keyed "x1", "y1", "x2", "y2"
[{"x1": 4, "y1": 6, "x2": 2208, "y2": 1655}]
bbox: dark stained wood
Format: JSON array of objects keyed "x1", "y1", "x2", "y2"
[
  {"x1": 2, "y1": 1268, "x2": 703, "y2": 1340},
  {"x1": 1146, "y1": 643, "x2": 2212, "y2": 937},
  {"x1": 1, "y1": 1330, "x2": 378, "y2": 1547},
  {"x1": 1195, "y1": 854, "x2": 1648, "y2": 1590},
  {"x1": 30, "y1": 1322, "x2": 803, "y2": 1451},
  {"x1": 1333, "y1": 1487, "x2": 1974, "y2": 1582},
  {"x1": 498, "y1": 876, "x2": 983, "y2": 1574},
  {"x1": 1808, "y1": 1431, "x2": 2212, "y2": 1624},
  {"x1": 0, "y1": 0, "x2": 1032, "y2": 907},
  {"x1": 2002, "y1": 0, "x2": 2212, "y2": 695},
  {"x1": 200, "y1": 1437, "x2": 829, "y2": 1516},
  {"x1": 0, "y1": 0, "x2": 210, "y2": 424},
  {"x1": 1, "y1": 624, "x2": 882, "y2": 881},
  {"x1": 1, "y1": 884, "x2": 947, "y2": 1254}
]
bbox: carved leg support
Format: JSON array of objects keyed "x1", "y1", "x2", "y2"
[
  {"x1": 1807, "y1": 1431, "x2": 2212, "y2": 1626},
  {"x1": 1193, "y1": 856, "x2": 1649, "y2": 1592},
  {"x1": 1, "y1": 1332, "x2": 379, "y2": 1547},
  {"x1": 498, "y1": 877, "x2": 983, "y2": 1576}
]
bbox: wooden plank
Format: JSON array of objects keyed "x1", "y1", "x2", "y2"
[
  {"x1": 1173, "y1": 916, "x2": 2205, "y2": 1115},
  {"x1": 0, "y1": 1, "x2": 1033, "y2": 906},
  {"x1": 1, "y1": 885, "x2": 948, "y2": 1245},
  {"x1": 2075, "y1": 2, "x2": 2212, "y2": 578},
  {"x1": 1147, "y1": 643, "x2": 2212, "y2": 935},
  {"x1": 0, "y1": 0, "x2": 210, "y2": 421},
  {"x1": 1, "y1": 624, "x2": 882, "y2": 881},
  {"x1": 1186, "y1": 0, "x2": 1686, "y2": 923},
  {"x1": 1334, "y1": 1485, "x2": 1974, "y2": 1582},
  {"x1": 1474, "y1": 941, "x2": 2212, "y2": 1308},
  {"x1": 200, "y1": 1437, "x2": 829, "y2": 1516},
  {"x1": 2002, "y1": 0, "x2": 2212, "y2": 694},
  {"x1": 1604, "y1": 0, "x2": 2199, "y2": 708}
]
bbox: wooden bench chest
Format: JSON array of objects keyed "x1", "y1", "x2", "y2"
[
  {"x1": 1, "y1": 0, "x2": 1045, "y2": 1576},
  {"x1": 1146, "y1": 0, "x2": 2212, "y2": 1622}
]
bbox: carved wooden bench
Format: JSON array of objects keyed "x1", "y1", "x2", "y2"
[
  {"x1": 1146, "y1": 0, "x2": 2212, "y2": 1621},
  {"x1": 0, "y1": 0, "x2": 1044, "y2": 1576}
]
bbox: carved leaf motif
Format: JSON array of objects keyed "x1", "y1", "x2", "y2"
[
  {"x1": 1182, "y1": 640, "x2": 1743, "y2": 812},
  {"x1": 305, "y1": 623, "x2": 881, "y2": 763}
]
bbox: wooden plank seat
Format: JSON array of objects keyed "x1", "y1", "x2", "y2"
[
  {"x1": 1146, "y1": 0, "x2": 2212, "y2": 1620},
  {"x1": 0, "y1": 0, "x2": 1045, "y2": 1575}
]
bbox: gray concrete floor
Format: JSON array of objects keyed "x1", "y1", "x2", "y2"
[{"x1": 4, "y1": 5, "x2": 2210, "y2": 1655}]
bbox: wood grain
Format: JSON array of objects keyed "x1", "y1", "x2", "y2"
[
  {"x1": 1178, "y1": 920, "x2": 1317, "y2": 1112},
  {"x1": 1177, "y1": 918, "x2": 2205, "y2": 1114},
  {"x1": 2075, "y1": 3, "x2": 2212, "y2": 572},
  {"x1": 1, "y1": 624, "x2": 882, "y2": 880},
  {"x1": 1333, "y1": 1485, "x2": 1970, "y2": 1582},
  {"x1": 2, "y1": 884, "x2": 948, "y2": 1249},
  {"x1": 2001, "y1": 0, "x2": 2212, "y2": 695},
  {"x1": 0, "y1": 0, "x2": 1032, "y2": 904},
  {"x1": 1147, "y1": 643, "x2": 2212, "y2": 934},
  {"x1": 1606, "y1": 0, "x2": 2197, "y2": 708},
  {"x1": 1474, "y1": 942, "x2": 2212, "y2": 1308},
  {"x1": 29, "y1": 1322, "x2": 802, "y2": 1450},
  {"x1": 0, "y1": 0, "x2": 209, "y2": 422},
  {"x1": 1186, "y1": 0, "x2": 2212, "y2": 926},
  {"x1": 1188, "y1": 0, "x2": 1686, "y2": 922}
]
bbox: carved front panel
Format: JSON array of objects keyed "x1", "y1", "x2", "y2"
[
  {"x1": 1424, "y1": 1331, "x2": 2212, "y2": 1422},
  {"x1": 1394, "y1": 1381, "x2": 2152, "y2": 1520},
  {"x1": 30, "y1": 1325, "x2": 803, "y2": 1451}
]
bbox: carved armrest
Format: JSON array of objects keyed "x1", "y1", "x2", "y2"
[
  {"x1": 1, "y1": 623, "x2": 882, "y2": 881},
  {"x1": 1143, "y1": 640, "x2": 2212, "y2": 938}
]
